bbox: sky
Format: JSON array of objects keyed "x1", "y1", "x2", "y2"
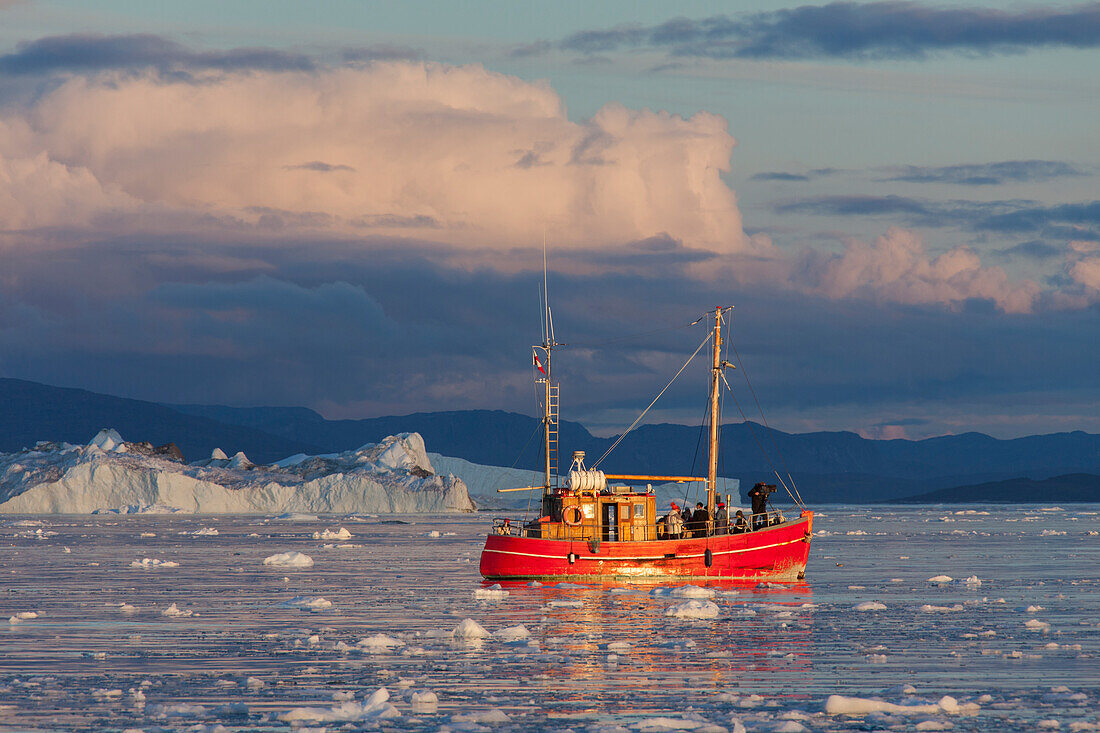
[{"x1": 0, "y1": 0, "x2": 1097, "y2": 440}]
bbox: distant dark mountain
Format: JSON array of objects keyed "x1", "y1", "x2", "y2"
[
  {"x1": 3, "y1": 378, "x2": 1097, "y2": 504},
  {"x1": 168, "y1": 403, "x2": 1100, "y2": 504},
  {"x1": 891, "y1": 473, "x2": 1100, "y2": 503},
  {"x1": 0, "y1": 378, "x2": 324, "y2": 464}
]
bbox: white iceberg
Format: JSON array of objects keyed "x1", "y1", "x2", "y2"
[
  {"x1": 263, "y1": 552, "x2": 314, "y2": 568},
  {"x1": 1, "y1": 432, "x2": 475, "y2": 515},
  {"x1": 666, "y1": 600, "x2": 720, "y2": 619}
]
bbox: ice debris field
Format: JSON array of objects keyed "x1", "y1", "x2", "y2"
[{"x1": 2, "y1": 505, "x2": 1099, "y2": 732}]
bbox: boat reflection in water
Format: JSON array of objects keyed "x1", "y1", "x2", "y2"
[{"x1": 475, "y1": 579, "x2": 817, "y2": 715}]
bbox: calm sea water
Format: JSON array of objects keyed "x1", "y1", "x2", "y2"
[{"x1": 2, "y1": 505, "x2": 1098, "y2": 731}]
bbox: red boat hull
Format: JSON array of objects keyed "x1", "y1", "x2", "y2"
[{"x1": 480, "y1": 511, "x2": 813, "y2": 582}]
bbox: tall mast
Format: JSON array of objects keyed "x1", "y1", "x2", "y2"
[{"x1": 706, "y1": 306, "x2": 722, "y2": 519}]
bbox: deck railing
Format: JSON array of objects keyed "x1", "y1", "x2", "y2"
[{"x1": 491, "y1": 508, "x2": 788, "y2": 540}]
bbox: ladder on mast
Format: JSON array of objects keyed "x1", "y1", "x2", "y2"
[{"x1": 547, "y1": 384, "x2": 559, "y2": 485}]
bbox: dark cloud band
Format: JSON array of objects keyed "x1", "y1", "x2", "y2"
[{"x1": 561, "y1": 1, "x2": 1100, "y2": 60}]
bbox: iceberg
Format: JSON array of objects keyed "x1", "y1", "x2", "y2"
[{"x1": 0, "y1": 431, "x2": 475, "y2": 514}]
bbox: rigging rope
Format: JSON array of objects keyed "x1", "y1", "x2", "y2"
[
  {"x1": 591, "y1": 330, "x2": 713, "y2": 471},
  {"x1": 729, "y1": 340, "x2": 805, "y2": 507},
  {"x1": 722, "y1": 371, "x2": 804, "y2": 509}
]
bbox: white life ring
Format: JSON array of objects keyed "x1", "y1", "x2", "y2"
[{"x1": 564, "y1": 506, "x2": 584, "y2": 526}]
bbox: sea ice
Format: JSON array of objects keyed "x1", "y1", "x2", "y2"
[
  {"x1": 928, "y1": 575, "x2": 954, "y2": 583},
  {"x1": 280, "y1": 596, "x2": 332, "y2": 611},
  {"x1": 357, "y1": 634, "x2": 405, "y2": 652},
  {"x1": 313, "y1": 527, "x2": 352, "y2": 540},
  {"x1": 494, "y1": 625, "x2": 530, "y2": 642},
  {"x1": 262, "y1": 551, "x2": 314, "y2": 568},
  {"x1": 1025, "y1": 619, "x2": 1051, "y2": 632},
  {"x1": 452, "y1": 618, "x2": 491, "y2": 639},
  {"x1": 666, "y1": 600, "x2": 720, "y2": 619},
  {"x1": 130, "y1": 558, "x2": 179, "y2": 569},
  {"x1": 854, "y1": 601, "x2": 887, "y2": 611},
  {"x1": 474, "y1": 584, "x2": 509, "y2": 600},
  {"x1": 161, "y1": 603, "x2": 192, "y2": 617},
  {"x1": 920, "y1": 604, "x2": 965, "y2": 613},
  {"x1": 670, "y1": 585, "x2": 716, "y2": 598},
  {"x1": 410, "y1": 690, "x2": 439, "y2": 713}
]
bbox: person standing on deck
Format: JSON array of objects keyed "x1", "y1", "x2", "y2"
[
  {"x1": 680, "y1": 504, "x2": 693, "y2": 537},
  {"x1": 732, "y1": 510, "x2": 749, "y2": 533},
  {"x1": 714, "y1": 502, "x2": 729, "y2": 535},
  {"x1": 666, "y1": 502, "x2": 684, "y2": 540},
  {"x1": 690, "y1": 502, "x2": 710, "y2": 536},
  {"x1": 748, "y1": 482, "x2": 768, "y2": 530}
]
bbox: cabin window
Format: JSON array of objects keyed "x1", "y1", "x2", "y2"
[
  {"x1": 633, "y1": 503, "x2": 645, "y2": 519},
  {"x1": 581, "y1": 503, "x2": 595, "y2": 519}
]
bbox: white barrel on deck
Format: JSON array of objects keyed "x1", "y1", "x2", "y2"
[{"x1": 568, "y1": 470, "x2": 606, "y2": 493}]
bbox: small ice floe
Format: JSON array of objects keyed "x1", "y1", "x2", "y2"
[
  {"x1": 927, "y1": 575, "x2": 953, "y2": 583},
  {"x1": 474, "y1": 584, "x2": 509, "y2": 600},
  {"x1": 119, "y1": 603, "x2": 137, "y2": 614},
  {"x1": 853, "y1": 601, "x2": 887, "y2": 612},
  {"x1": 61, "y1": 546, "x2": 71, "y2": 553},
  {"x1": 280, "y1": 687, "x2": 399, "y2": 722},
  {"x1": 313, "y1": 527, "x2": 352, "y2": 540},
  {"x1": 130, "y1": 558, "x2": 179, "y2": 569},
  {"x1": 1025, "y1": 619, "x2": 1051, "y2": 632},
  {"x1": 670, "y1": 585, "x2": 715, "y2": 599},
  {"x1": 274, "y1": 513, "x2": 321, "y2": 521},
  {"x1": 451, "y1": 709, "x2": 510, "y2": 725},
  {"x1": 426, "y1": 530, "x2": 441, "y2": 538},
  {"x1": 920, "y1": 604, "x2": 965, "y2": 613},
  {"x1": 547, "y1": 599, "x2": 583, "y2": 608},
  {"x1": 962, "y1": 575, "x2": 982, "y2": 588},
  {"x1": 1017, "y1": 605, "x2": 1044, "y2": 613},
  {"x1": 161, "y1": 603, "x2": 193, "y2": 617},
  {"x1": 494, "y1": 624, "x2": 531, "y2": 642},
  {"x1": 552, "y1": 582, "x2": 586, "y2": 589},
  {"x1": 147, "y1": 702, "x2": 207, "y2": 719},
  {"x1": 180, "y1": 527, "x2": 218, "y2": 536},
  {"x1": 245, "y1": 677, "x2": 265, "y2": 690},
  {"x1": 825, "y1": 694, "x2": 979, "y2": 716},
  {"x1": 262, "y1": 551, "x2": 314, "y2": 568},
  {"x1": 280, "y1": 596, "x2": 332, "y2": 611},
  {"x1": 82, "y1": 651, "x2": 107, "y2": 660},
  {"x1": 8, "y1": 611, "x2": 38, "y2": 624},
  {"x1": 527, "y1": 580, "x2": 543, "y2": 587},
  {"x1": 357, "y1": 634, "x2": 405, "y2": 653},
  {"x1": 1041, "y1": 529, "x2": 1067, "y2": 536},
  {"x1": 666, "y1": 599, "x2": 719, "y2": 619},
  {"x1": 91, "y1": 688, "x2": 123, "y2": 699},
  {"x1": 865, "y1": 654, "x2": 888, "y2": 663},
  {"x1": 410, "y1": 689, "x2": 439, "y2": 714},
  {"x1": 452, "y1": 618, "x2": 491, "y2": 639}
]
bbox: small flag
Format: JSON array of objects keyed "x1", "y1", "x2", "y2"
[{"x1": 533, "y1": 351, "x2": 546, "y2": 374}]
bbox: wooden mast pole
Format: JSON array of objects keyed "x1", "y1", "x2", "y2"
[{"x1": 706, "y1": 306, "x2": 722, "y2": 522}]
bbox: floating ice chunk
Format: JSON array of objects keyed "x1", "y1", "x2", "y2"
[
  {"x1": 357, "y1": 634, "x2": 405, "y2": 652},
  {"x1": 161, "y1": 603, "x2": 192, "y2": 617},
  {"x1": 280, "y1": 596, "x2": 332, "y2": 611},
  {"x1": 633, "y1": 717, "x2": 705, "y2": 730},
  {"x1": 771, "y1": 722, "x2": 810, "y2": 733},
  {"x1": 263, "y1": 551, "x2": 314, "y2": 567},
  {"x1": 666, "y1": 600, "x2": 719, "y2": 619},
  {"x1": 188, "y1": 527, "x2": 219, "y2": 536},
  {"x1": 915, "y1": 722, "x2": 953, "y2": 731},
  {"x1": 275, "y1": 513, "x2": 320, "y2": 521},
  {"x1": 866, "y1": 654, "x2": 888, "y2": 663},
  {"x1": 452, "y1": 618, "x2": 491, "y2": 639},
  {"x1": 475, "y1": 584, "x2": 509, "y2": 600},
  {"x1": 962, "y1": 575, "x2": 982, "y2": 587},
  {"x1": 1020, "y1": 605, "x2": 1045, "y2": 613},
  {"x1": 280, "y1": 687, "x2": 398, "y2": 722},
  {"x1": 606, "y1": 641, "x2": 631, "y2": 651},
  {"x1": 8, "y1": 611, "x2": 38, "y2": 624},
  {"x1": 547, "y1": 599, "x2": 583, "y2": 608},
  {"x1": 1041, "y1": 529, "x2": 1066, "y2": 536},
  {"x1": 1025, "y1": 619, "x2": 1051, "y2": 632},
  {"x1": 130, "y1": 558, "x2": 179, "y2": 569},
  {"x1": 426, "y1": 530, "x2": 441, "y2": 538},
  {"x1": 670, "y1": 585, "x2": 715, "y2": 599},
  {"x1": 825, "y1": 695, "x2": 939, "y2": 715},
  {"x1": 245, "y1": 677, "x2": 265, "y2": 690},
  {"x1": 210, "y1": 447, "x2": 229, "y2": 460},
  {"x1": 552, "y1": 582, "x2": 586, "y2": 588},
  {"x1": 1037, "y1": 721, "x2": 1060, "y2": 729},
  {"x1": 494, "y1": 624, "x2": 530, "y2": 642},
  {"x1": 452, "y1": 709, "x2": 510, "y2": 724},
  {"x1": 527, "y1": 581, "x2": 543, "y2": 587},
  {"x1": 313, "y1": 527, "x2": 352, "y2": 540},
  {"x1": 853, "y1": 601, "x2": 887, "y2": 612},
  {"x1": 920, "y1": 604, "x2": 964, "y2": 613},
  {"x1": 410, "y1": 690, "x2": 439, "y2": 713},
  {"x1": 148, "y1": 702, "x2": 206, "y2": 718},
  {"x1": 119, "y1": 603, "x2": 137, "y2": 614},
  {"x1": 928, "y1": 575, "x2": 953, "y2": 583}
]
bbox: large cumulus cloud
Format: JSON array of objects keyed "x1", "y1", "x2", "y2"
[{"x1": 0, "y1": 61, "x2": 748, "y2": 254}]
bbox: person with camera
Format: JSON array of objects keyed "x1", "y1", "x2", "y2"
[{"x1": 748, "y1": 482, "x2": 775, "y2": 530}]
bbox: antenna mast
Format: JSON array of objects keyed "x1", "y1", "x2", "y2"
[{"x1": 706, "y1": 306, "x2": 723, "y2": 521}]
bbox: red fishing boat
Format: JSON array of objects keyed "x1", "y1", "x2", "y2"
[{"x1": 480, "y1": 306, "x2": 813, "y2": 582}]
